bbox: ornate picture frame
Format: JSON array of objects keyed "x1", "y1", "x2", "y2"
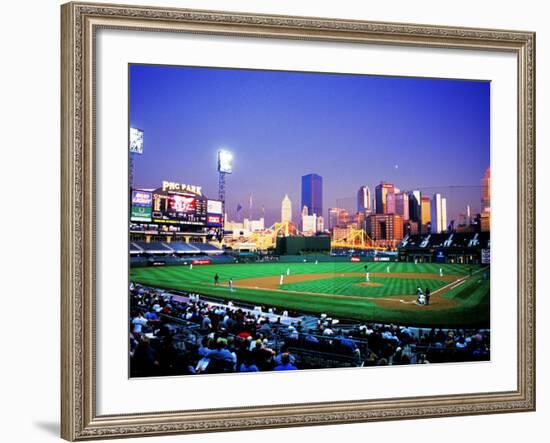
[{"x1": 61, "y1": 2, "x2": 535, "y2": 440}]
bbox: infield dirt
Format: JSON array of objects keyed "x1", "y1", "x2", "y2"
[{"x1": 232, "y1": 272, "x2": 463, "y2": 311}]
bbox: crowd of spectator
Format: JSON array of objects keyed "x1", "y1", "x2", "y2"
[{"x1": 129, "y1": 283, "x2": 490, "y2": 377}]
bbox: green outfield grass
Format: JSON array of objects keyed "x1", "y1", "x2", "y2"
[{"x1": 130, "y1": 261, "x2": 490, "y2": 328}]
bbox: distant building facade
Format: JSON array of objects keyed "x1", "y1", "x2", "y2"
[
  {"x1": 481, "y1": 167, "x2": 490, "y2": 213},
  {"x1": 421, "y1": 196, "x2": 431, "y2": 233},
  {"x1": 302, "y1": 214, "x2": 318, "y2": 235},
  {"x1": 375, "y1": 182, "x2": 395, "y2": 214},
  {"x1": 301, "y1": 173, "x2": 323, "y2": 217},
  {"x1": 408, "y1": 190, "x2": 421, "y2": 222},
  {"x1": 281, "y1": 194, "x2": 292, "y2": 223},
  {"x1": 430, "y1": 193, "x2": 448, "y2": 233},
  {"x1": 366, "y1": 214, "x2": 404, "y2": 242},
  {"x1": 481, "y1": 167, "x2": 490, "y2": 232},
  {"x1": 395, "y1": 192, "x2": 409, "y2": 220},
  {"x1": 328, "y1": 207, "x2": 350, "y2": 229},
  {"x1": 357, "y1": 185, "x2": 372, "y2": 214}
]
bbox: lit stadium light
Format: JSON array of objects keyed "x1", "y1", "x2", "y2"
[
  {"x1": 217, "y1": 149, "x2": 233, "y2": 174},
  {"x1": 129, "y1": 127, "x2": 144, "y2": 154}
]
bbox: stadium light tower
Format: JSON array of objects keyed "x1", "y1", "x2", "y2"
[
  {"x1": 217, "y1": 149, "x2": 233, "y2": 224},
  {"x1": 129, "y1": 127, "x2": 144, "y2": 189}
]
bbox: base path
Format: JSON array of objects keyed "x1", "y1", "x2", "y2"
[{"x1": 233, "y1": 272, "x2": 463, "y2": 312}]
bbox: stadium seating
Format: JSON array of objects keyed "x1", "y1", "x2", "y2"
[
  {"x1": 129, "y1": 283, "x2": 490, "y2": 377},
  {"x1": 133, "y1": 241, "x2": 173, "y2": 254},
  {"x1": 168, "y1": 242, "x2": 200, "y2": 253},
  {"x1": 195, "y1": 243, "x2": 223, "y2": 254},
  {"x1": 130, "y1": 243, "x2": 144, "y2": 254}
]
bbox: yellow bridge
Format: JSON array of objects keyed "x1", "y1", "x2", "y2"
[
  {"x1": 330, "y1": 228, "x2": 387, "y2": 251},
  {"x1": 227, "y1": 222, "x2": 387, "y2": 251}
]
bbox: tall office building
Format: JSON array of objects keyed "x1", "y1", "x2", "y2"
[
  {"x1": 430, "y1": 193, "x2": 448, "y2": 233},
  {"x1": 316, "y1": 216, "x2": 325, "y2": 232},
  {"x1": 441, "y1": 197, "x2": 447, "y2": 232},
  {"x1": 302, "y1": 213, "x2": 319, "y2": 235},
  {"x1": 281, "y1": 194, "x2": 292, "y2": 223},
  {"x1": 357, "y1": 185, "x2": 372, "y2": 214},
  {"x1": 301, "y1": 173, "x2": 323, "y2": 217},
  {"x1": 408, "y1": 190, "x2": 421, "y2": 222},
  {"x1": 366, "y1": 214, "x2": 404, "y2": 242},
  {"x1": 481, "y1": 167, "x2": 490, "y2": 213},
  {"x1": 328, "y1": 207, "x2": 350, "y2": 229},
  {"x1": 394, "y1": 192, "x2": 409, "y2": 220},
  {"x1": 328, "y1": 208, "x2": 339, "y2": 230},
  {"x1": 421, "y1": 196, "x2": 431, "y2": 233},
  {"x1": 300, "y1": 205, "x2": 308, "y2": 231},
  {"x1": 375, "y1": 182, "x2": 395, "y2": 214},
  {"x1": 386, "y1": 192, "x2": 396, "y2": 214},
  {"x1": 480, "y1": 167, "x2": 490, "y2": 232}
]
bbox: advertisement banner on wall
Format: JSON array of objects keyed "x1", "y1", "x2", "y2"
[
  {"x1": 207, "y1": 199, "x2": 223, "y2": 226},
  {"x1": 130, "y1": 190, "x2": 152, "y2": 222}
]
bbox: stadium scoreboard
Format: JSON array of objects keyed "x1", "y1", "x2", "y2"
[
  {"x1": 130, "y1": 183, "x2": 223, "y2": 230},
  {"x1": 152, "y1": 193, "x2": 207, "y2": 225}
]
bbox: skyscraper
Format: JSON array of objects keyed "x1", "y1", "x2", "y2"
[
  {"x1": 430, "y1": 193, "x2": 448, "y2": 233},
  {"x1": 441, "y1": 197, "x2": 447, "y2": 232},
  {"x1": 408, "y1": 190, "x2": 421, "y2": 222},
  {"x1": 375, "y1": 182, "x2": 395, "y2": 214},
  {"x1": 421, "y1": 196, "x2": 431, "y2": 233},
  {"x1": 281, "y1": 194, "x2": 292, "y2": 223},
  {"x1": 366, "y1": 214, "x2": 404, "y2": 242},
  {"x1": 301, "y1": 173, "x2": 323, "y2": 217},
  {"x1": 386, "y1": 192, "x2": 396, "y2": 214},
  {"x1": 431, "y1": 193, "x2": 442, "y2": 233},
  {"x1": 481, "y1": 167, "x2": 490, "y2": 213},
  {"x1": 328, "y1": 208, "x2": 339, "y2": 230},
  {"x1": 481, "y1": 167, "x2": 490, "y2": 232},
  {"x1": 395, "y1": 193, "x2": 409, "y2": 220},
  {"x1": 357, "y1": 185, "x2": 372, "y2": 214}
]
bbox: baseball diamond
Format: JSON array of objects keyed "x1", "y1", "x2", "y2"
[{"x1": 130, "y1": 261, "x2": 489, "y2": 327}]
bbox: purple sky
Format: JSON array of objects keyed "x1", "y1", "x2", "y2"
[{"x1": 130, "y1": 64, "x2": 490, "y2": 226}]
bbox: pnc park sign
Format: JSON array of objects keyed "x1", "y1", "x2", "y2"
[{"x1": 161, "y1": 180, "x2": 202, "y2": 196}]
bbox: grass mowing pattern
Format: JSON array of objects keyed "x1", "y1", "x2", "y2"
[
  {"x1": 130, "y1": 262, "x2": 489, "y2": 328},
  {"x1": 282, "y1": 276, "x2": 447, "y2": 298}
]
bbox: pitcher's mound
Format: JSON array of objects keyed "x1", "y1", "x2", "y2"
[{"x1": 356, "y1": 282, "x2": 383, "y2": 287}]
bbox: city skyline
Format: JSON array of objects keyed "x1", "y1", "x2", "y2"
[{"x1": 130, "y1": 64, "x2": 490, "y2": 226}]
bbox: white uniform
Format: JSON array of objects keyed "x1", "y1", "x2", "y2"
[
  {"x1": 439, "y1": 268, "x2": 443, "y2": 277},
  {"x1": 189, "y1": 264, "x2": 193, "y2": 270},
  {"x1": 386, "y1": 266, "x2": 390, "y2": 273},
  {"x1": 365, "y1": 272, "x2": 370, "y2": 282},
  {"x1": 280, "y1": 274, "x2": 284, "y2": 285},
  {"x1": 286, "y1": 268, "x2": 290, "y2": 276}
]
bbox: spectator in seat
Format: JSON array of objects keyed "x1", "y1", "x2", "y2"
[
  {"x1": 131, "y1": 336, "x2": 159, "y2": 377},
  {"x1": 274, "y1": 353, "x2": 297, "y2": 371},
  {"x1": 131, "y1": 311, "x2": 148, "y2": 335}
]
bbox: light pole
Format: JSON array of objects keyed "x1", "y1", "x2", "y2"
[{"x1": 217, "y1": 149, "x2": 233, "y2": 230}]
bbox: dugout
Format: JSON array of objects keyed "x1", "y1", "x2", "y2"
[{"x1": 275, "y1": 236, "x2": 331, "y2": 255}]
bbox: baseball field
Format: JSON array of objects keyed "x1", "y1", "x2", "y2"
[{"x1": 130, "y1": 261, "x2": 490, "y2": 327}]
